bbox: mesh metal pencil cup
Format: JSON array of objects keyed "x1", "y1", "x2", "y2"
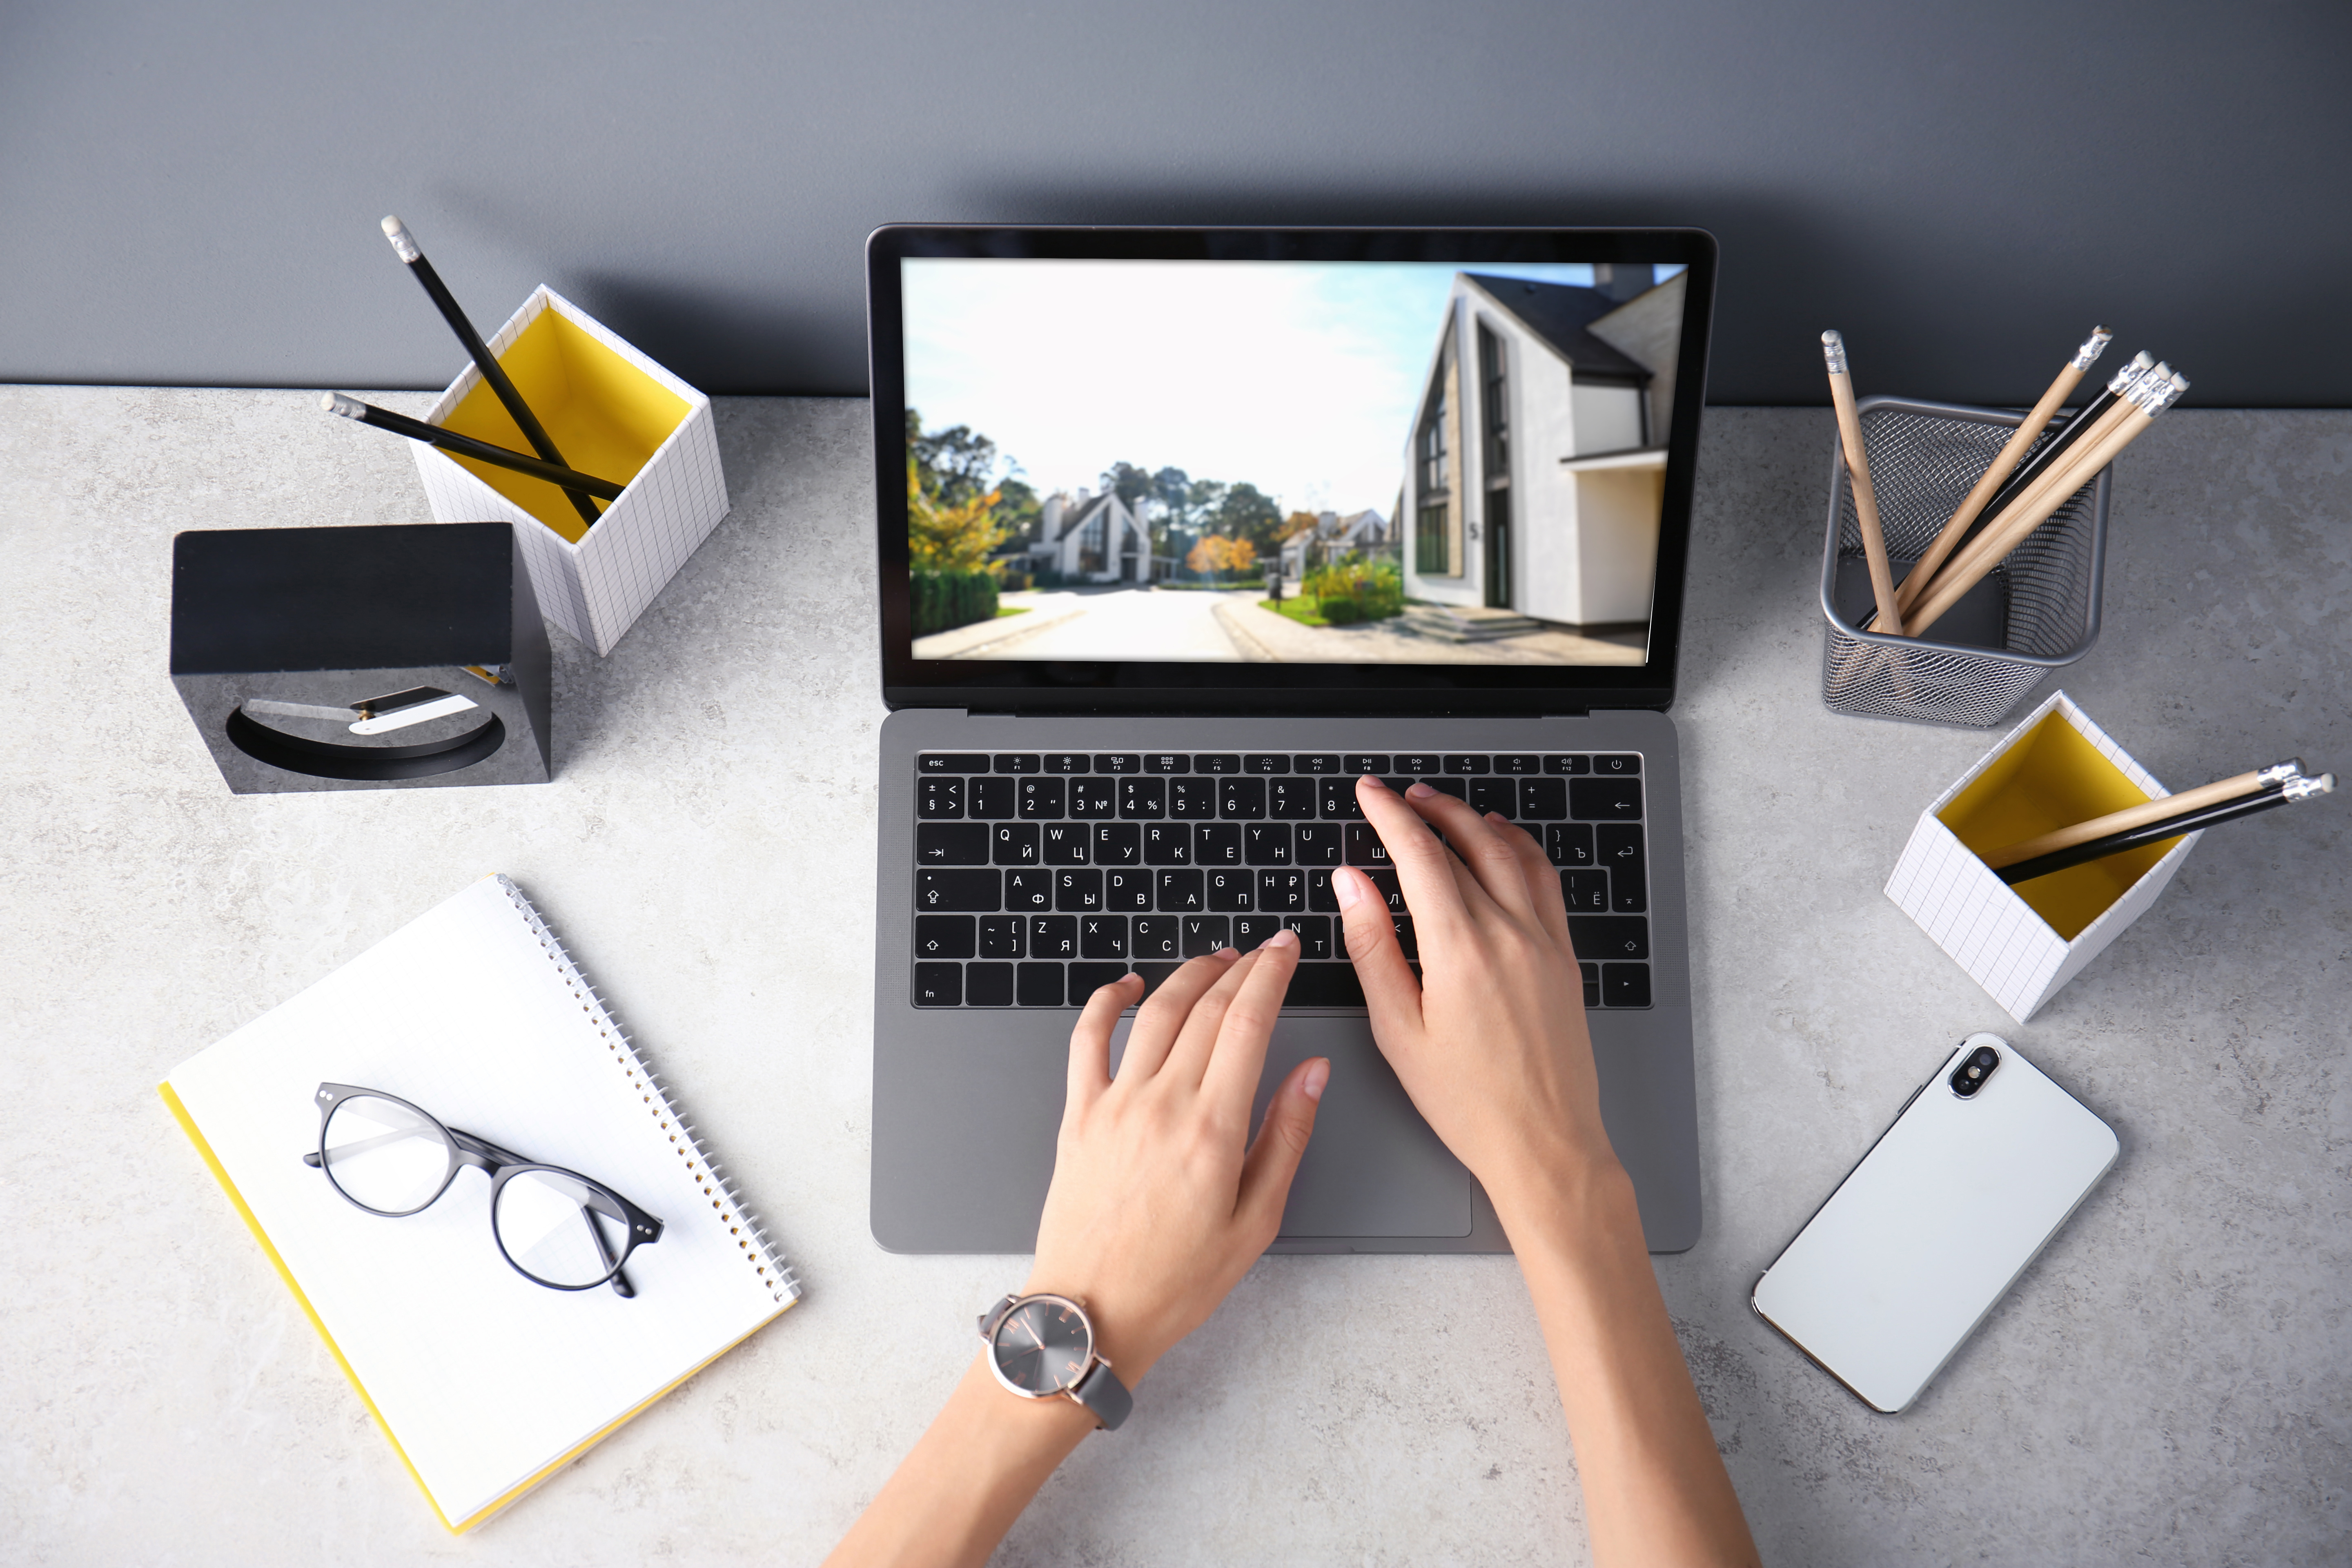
[{"x1": 1820, "y1": 395, "x2": 2109, "y2": 727}]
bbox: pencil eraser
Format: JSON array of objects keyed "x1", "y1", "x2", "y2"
[
  {"x1": 1821, "y1": 330, "x2": 1848, "y2": 374},
  {"x1": 381, "y1": 215, "x2": 420, "y2": 262},
  {"x1": 323, "y1": 392, "x2": 362, "y2": 419}
]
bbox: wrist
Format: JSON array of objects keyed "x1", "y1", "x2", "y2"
[{"x1": 1482, "y1": 1143, "x2": 1639, "y2": 1253}]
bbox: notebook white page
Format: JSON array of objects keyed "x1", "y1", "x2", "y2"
[{"x1": 165, "y1": 875, "x2": 797, "y2": 1530}]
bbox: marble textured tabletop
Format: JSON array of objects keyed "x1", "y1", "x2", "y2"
[{"x1": 2, "y1": 387, "x2": 2345, "y2": 1566}]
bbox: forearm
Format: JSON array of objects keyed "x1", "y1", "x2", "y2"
[
  {"x1": 1492, "y1": 1157, "x2": 1759, "y2": 1568},
  {"x1": 824, "y1": 1354, "x2": 1098, "y2": 1568}
]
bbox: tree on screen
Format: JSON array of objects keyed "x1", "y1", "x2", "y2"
[{"x1": 907, "y1": 454, "x2": 1012, "y2": 575}]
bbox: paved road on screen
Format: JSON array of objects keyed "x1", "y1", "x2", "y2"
[{"x1": 997, "y1": 588, "x2": 1250, "y2": 661}]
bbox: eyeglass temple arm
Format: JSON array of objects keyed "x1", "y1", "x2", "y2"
[{"x1": 589, "y1": 1214, "x2": 636, "y2": 1299}]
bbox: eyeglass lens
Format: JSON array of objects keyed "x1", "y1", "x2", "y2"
[
  {"x1": 322, "y1": 1094, "x2": 454, "y2": 1214},
  {"x1": 496, "y1": 1168, "x2": 632, "y2": 1288}
]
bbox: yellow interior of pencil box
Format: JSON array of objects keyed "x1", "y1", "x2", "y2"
[
  {"x1": 439, "y1": 306, "x2": 689, "y2": 544},
  {"x1": 1938, "y1": 710, "x2": 2180, "y2": 942}
]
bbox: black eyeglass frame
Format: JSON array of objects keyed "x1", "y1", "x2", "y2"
[{"x1": 302, "y1": 1082, "x2": 666, "y2": 1297}]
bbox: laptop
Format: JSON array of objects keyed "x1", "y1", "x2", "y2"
[{"x1": 867, "y1": 226, "x2": 1716, "y2": 1254}]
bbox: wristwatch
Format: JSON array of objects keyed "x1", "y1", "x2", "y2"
[{"x1": 977, "y1": 1292, "x2": 1132, "y2": 1430}]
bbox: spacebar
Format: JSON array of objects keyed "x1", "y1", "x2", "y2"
[{"x1": 1283, "y1": 963, "x2": 1365, "y2": 1008}]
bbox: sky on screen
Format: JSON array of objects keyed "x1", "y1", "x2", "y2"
[{"x1": 903, "y1": 259, "x2": 1641, "y2": 521}]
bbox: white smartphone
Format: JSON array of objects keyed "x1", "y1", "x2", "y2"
[{"x1": 1751, "y1": 1033, "x2": 2118, "y2": 1414}]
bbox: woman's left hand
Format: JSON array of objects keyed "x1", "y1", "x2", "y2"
[{"x1": 1024, "y1": 933, "x2": 1328, "y2": 1385}]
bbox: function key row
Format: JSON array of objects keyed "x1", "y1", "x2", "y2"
[
  {"x1": 919, "y1": 773, "x2": 1643, "y2": 824},
  {"x1": 919, "y1": 751, "x2": 1640, "y2": 777}
]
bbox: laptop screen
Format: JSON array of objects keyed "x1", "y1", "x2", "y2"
[{"x1": 871, "y1": 228, "x2": 1715, "y2": 713}]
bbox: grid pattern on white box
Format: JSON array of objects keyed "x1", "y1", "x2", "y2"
[
  {"x1": 410, "y1": 286, "x2": 731, "y2": 657},
  {"x1": 411, "y1": 445, "x2": 597, "y2": 644},
  {"x1": 1887, "y1": 820, "x2": 2067, "y2": 1020},
  {"x1": 571, "y1": 404, "x2": 728, "y2": 654},
  {"x1": 1884, "y1": 691, "x2": 2178, "y2": 1022}
]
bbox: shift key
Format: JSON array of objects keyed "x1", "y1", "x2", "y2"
[
  {"x1": 1594, "y1": 824, "x2": 1646, "y2": 911},
  {"x1": 1567, "y1": 915, "x2": 1648, "y2": 962}
]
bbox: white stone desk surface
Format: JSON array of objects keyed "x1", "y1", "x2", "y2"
[{"x1": 2, "y1": 388, "x2": 2345, "y2": 1566}]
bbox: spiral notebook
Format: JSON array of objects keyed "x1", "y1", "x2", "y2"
[{"x1": 160, "y1": 875, "x2": 799, "y2": 1533}]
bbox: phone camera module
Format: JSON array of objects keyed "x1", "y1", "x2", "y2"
[{"x1": 1950, "y1": 1045, "x2": 2001, "y2": 1098}]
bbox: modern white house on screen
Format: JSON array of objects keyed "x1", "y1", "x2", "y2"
[
  {"x1": 1029, "y1": 489, "x2": 1154, "y2": 582},
  {"x1": 1278, "y1": 508, "x2": 1392, "y2": 579},
  {"x1": 1399, "y1": 267, "x2": 1683, "y2": 626}
]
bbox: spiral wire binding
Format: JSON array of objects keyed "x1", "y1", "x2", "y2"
[{"x1": 494, "y1": 876, "x2": 800, "y2": 1305}]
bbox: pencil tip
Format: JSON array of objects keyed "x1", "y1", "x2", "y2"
[{"x1": 380, "y1": 216, "x2": 420, "y2": 263}]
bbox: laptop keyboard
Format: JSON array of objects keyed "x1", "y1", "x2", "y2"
[{"x1": 911, "y1": 751, "x2": 1652, "y2": 1011}]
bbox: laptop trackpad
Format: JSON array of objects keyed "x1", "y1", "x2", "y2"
[{"x1": 1111, "y1": 1013, "x2": 1473, "y2": 1237}]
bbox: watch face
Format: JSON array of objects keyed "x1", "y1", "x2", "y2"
[{"x1": 991, "y1": 1298, "x2": 1093, "y2": 1394}]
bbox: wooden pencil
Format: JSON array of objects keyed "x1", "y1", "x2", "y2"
[
  {"x1": 1978, "y1": 760, "x2": 2303, "y2": 869},
  {"x1": 381, "y1": 216, "x2": 603, "y2": 530},
  {"x1": 1959, "y1": 348, "x2": 2154, "y2": 558},
  {"x1": 1909, "y1": 361, "x2": 2154, "y2": 611},
  {"x1": 1823, "y1": 331, "x2": 1903, "y2": 634},
  {"x1": 1907, "y1": 369, "x2": 2184, "y2": 637},
  {"x1": 1998, "y1": 772, "x2": 2332, "y2": 885},
  {"x1": 1880, "y1": 327, "x2": 2110, "y2": 626}
]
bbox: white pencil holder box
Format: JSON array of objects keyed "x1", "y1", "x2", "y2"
[
  {"x1": 1884, "y1": 689, "x2": 2197, "y2": 1021},
  {"x1": 411, "y1": 286, "x2": 729, "y2": 655}
]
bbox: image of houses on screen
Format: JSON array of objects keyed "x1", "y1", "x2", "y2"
[
  {"x1": 1400, "y1": 264, "x2": 1681, "y2": 631},
  {"x1": 902, "y1": 256, "x2": 1681, "y2": 664}
]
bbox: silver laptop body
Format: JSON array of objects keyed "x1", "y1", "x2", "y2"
[{"x1": 866, "y1": 227, "x2": 1717, "y2": 1254}]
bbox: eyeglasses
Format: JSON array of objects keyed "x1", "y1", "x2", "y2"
[{"x1": 302, "y1": 1083, "x2": 664, "y2": 1296}]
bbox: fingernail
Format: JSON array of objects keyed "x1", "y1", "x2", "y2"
[
  {"x1": 1266, "y1": 928, "x2": 1298, "y2": 949},
  {"x1": 1333, "y1": 867, "x2": 1364, "y2": 909},
  {"x1": 1216, "y1": 944, "x2": 1243, "y2": 960},
  {"x1": 1301, "y1": 1058, "x2": 1330, "y2": 1101},
  {"x1": 1485, "y1": 811, "x2": 1508, "y2": 825},
  {"x1": 1360, "y1": 774, "x2": 1387, "y2": 791},
  {"x1": 1406, "y1": 782, "x2": 1436, "y2": 800}
]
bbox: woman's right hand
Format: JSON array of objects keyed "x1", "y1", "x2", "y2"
[{"x1": 1334, "y1": 776, "x2": 1625, "y2": 1212}]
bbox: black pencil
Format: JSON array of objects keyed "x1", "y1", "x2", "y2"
[
  {"x1": 322, "y1": 393, "x2": 626, "y2": 500},
  {"x1": 381, "y1": 216, "x2": 603, "y2": 529},
  {"x1": 1959, "y1": 350, "x2": 2154, "y2": 553},
  {"x1": 2000, "y1": 771, "x2": 2334, "y2": 885}
]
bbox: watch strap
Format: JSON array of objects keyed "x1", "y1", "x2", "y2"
[
  {"x1": 1071, "y1": 1359, "x2": 1132, "y2": 1430},
  {"x1": 977, "y1": 1294, "x2": 1018, "y2": 1341}
]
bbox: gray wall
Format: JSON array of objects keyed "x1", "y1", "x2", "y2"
[{"x1": 4, "y1": 1, "x2": 2348, "y2": 405}]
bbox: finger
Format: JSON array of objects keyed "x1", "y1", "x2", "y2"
[
  {"x1": 1199, "y1": 928, "x2": 1301, "y2": 1114},
  {"x1": 1488, "y1": 811, "x2": 1571, "y2": 949},
  {"x1": 1335, "y1": 866, "x2": 1423, "y2": 1024},
  {"x1": 1066, "y1": 971, "x2": 1139, "y2": 1109},
  {"x1": 1402, "y1": 783, "x2": 1539, "y2": 924},
  {"x1": 1117, "y1": 948, "x2": 1242, "y2": 1084},
  {"x1": 1237, "y1": 1055, "x2": 1328, "y2": 1236},
  {"x1": 1160, "y1": 938, "x2": 1266, "y2": 1089},
  {"x1": 1356, "y1": 775, "x2": 1477, "y2": 930}
]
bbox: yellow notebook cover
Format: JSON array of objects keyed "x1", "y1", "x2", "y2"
[{"x1": 161, "y1": 875, "x2": 797, "y2": 1532}]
